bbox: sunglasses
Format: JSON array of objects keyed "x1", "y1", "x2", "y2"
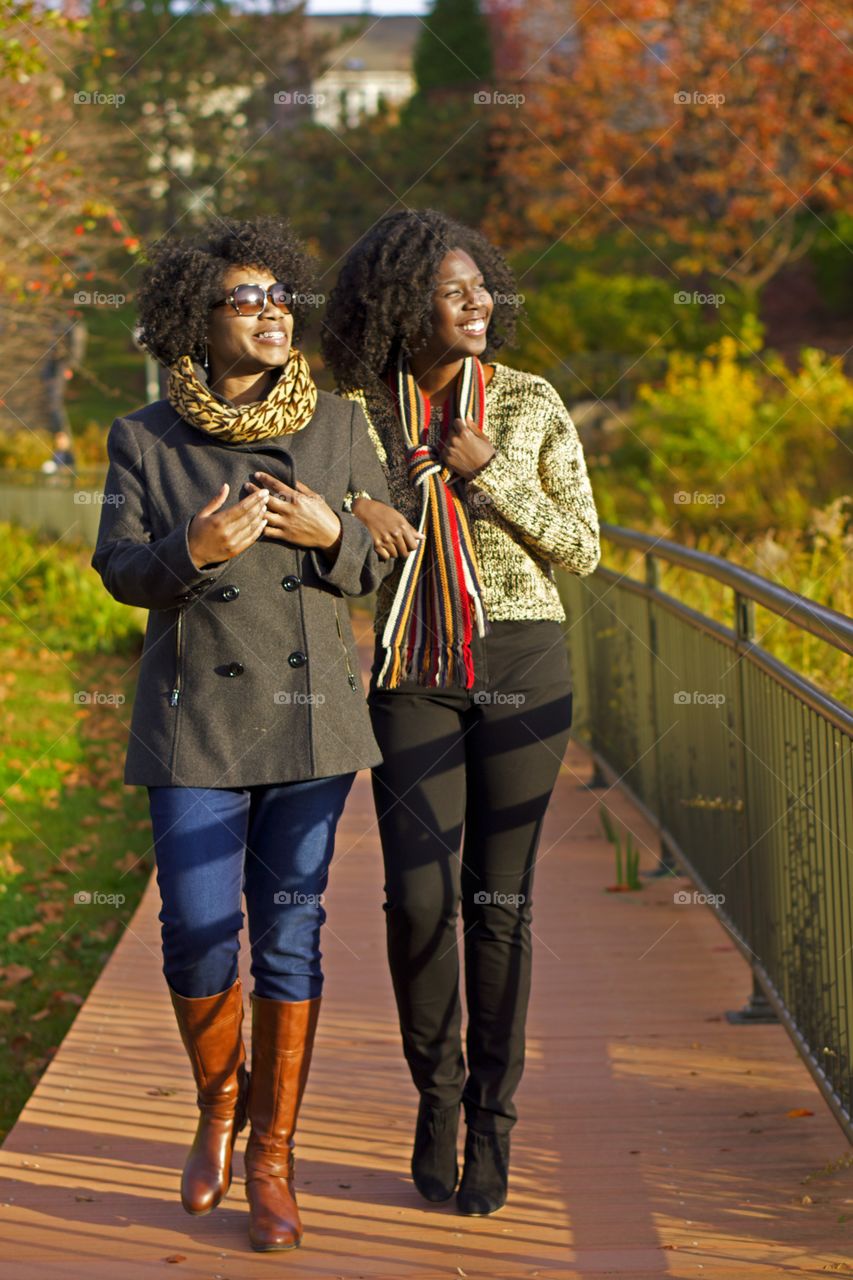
[{"x1": 210, "y1": 281, "x2": 293, "y2": 317}]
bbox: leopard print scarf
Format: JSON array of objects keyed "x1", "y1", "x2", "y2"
[{"x1": 168, "y1": 350, "x2": 317, "y2": 442}]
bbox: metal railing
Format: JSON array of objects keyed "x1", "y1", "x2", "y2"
[
  {"x1": 0, "y1": 468, "x2": 107, "y2": 544},
  {"x1": 558, "y1": 524, "x2": 853, "y2": 1141}
]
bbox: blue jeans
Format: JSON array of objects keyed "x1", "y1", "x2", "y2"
[{"x1": 148, "y1": 774, "x2": 355, "y2": 1002}]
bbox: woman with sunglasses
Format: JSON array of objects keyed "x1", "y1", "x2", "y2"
[
  {"x1": 322, "y1": 209, "x2": 600, "y2": 1216},
  {"x1": 92, "y1": 218, "x2": 390, "y2": 1253}
]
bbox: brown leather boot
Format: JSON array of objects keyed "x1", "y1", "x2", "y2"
[
  {"x1": 244, "y1": 993, "x2": 321, "y2": 1251},
  {"x1": 168, "y1": 977, "x2": 249, "y2": 1215}
]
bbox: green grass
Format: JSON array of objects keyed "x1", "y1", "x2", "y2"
[{"x1": 0, "y1": 527, "x2": 150, "y2": 1141}]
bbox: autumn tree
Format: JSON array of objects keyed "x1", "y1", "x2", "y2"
[
  {"x1": 486, "y1": 0, "x2": 852, "y2": 298},
  {"x1": 0, "y1": 1, "x2": 134, "y2": 437}
]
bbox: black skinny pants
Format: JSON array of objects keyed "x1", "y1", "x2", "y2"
[{"x1": 368, "y1": 619, "x2": 573, "y2": 1135}]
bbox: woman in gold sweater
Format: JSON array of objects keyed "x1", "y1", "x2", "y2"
[{"x1": 321, "y1": 209, "x2": 600, "y2": 1215}]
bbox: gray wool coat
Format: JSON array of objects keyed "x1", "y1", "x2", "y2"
[{"x1": 92, "y1": 389, "x2": 393, "y2": 787}]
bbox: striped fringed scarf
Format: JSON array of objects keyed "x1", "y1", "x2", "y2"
[{"x1": 376, "y1": 352, "x2": 489, "y2": 690}]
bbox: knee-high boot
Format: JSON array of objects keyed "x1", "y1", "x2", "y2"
[
  {"x1": 168, "y1": 977, "x2": 249, "y2": 1214},
  {"x1": 244, "y1": 993, "x2": 321, "y2": 1251}
]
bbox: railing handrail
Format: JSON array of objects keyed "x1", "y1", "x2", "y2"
[
  {"x1": 602, "y1": 522, "x2": 853, "y2": 658},
  {"x1": 0, "y1": 466, "x2": 104, "y2": 484}
]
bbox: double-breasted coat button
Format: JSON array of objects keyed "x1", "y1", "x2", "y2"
[
  {"x1": 220, "y1": 584, "x2": 240, "y2": 601},
  {"x1": 225, "y1": 661, "x2": 245, "y2": 677},
  {"x1": 281, "y1": 575, "x2": 302, "y2": 592},
  {"x1": 175, "y1": 591, "x2": 193, "y2": 603},
  {"x1": 287, "y1": 651, "x2": 307, "y2": 668}
]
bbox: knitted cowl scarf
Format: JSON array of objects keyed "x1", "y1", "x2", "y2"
[{"x1": 167, "y1": 349, "x2": 317, "y2": 442}]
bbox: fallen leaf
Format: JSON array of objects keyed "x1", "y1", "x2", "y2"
[
  {"x1": 0, "y1": 964, "x2": 33, "y2": 988},
  {"x1": 36, "y1": 902, "x2": 65, "y2": 923},
  {"x1": 787, "y1": 1108, "x2": 814, "y2": 1119},
  {"x1": 8, "y1": 923, "x2": 43, "y2": 944},
  {"x1": 163, "y1": 1256, "x2": 186, "y2": 1264}
]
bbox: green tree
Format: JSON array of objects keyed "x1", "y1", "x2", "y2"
[{"x1": 412, "y1": 0, "x2": 493, "y2": 95}]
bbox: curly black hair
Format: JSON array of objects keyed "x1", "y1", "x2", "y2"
[
  {"x1": 320, "y1": 209, "x2": 522, "y2": 391},
  {"x1": 136, "y1": 217, "x2": 319, "y2": 368}
]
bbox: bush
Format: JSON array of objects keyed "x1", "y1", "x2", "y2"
[
  {"x1": 598, "y1": 321, "x2": 853, "y2": 532},
  {"x1": 0, "y1": 523, "x2": 144, "y2": 654},
  {"x1": 509, "y1": 267, "x2": 752, "y2": 402}
]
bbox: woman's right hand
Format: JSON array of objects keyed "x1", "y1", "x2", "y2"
[
  {"x1": 187, "y1": 483, "x2": 269, "y2": 569},
  {"x1": 351, "y1": 497, "x2": 423, "y2": 561}
]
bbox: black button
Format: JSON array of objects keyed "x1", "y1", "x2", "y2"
[
  {"x1": 225, "y1": 661, "x2": 244, "y2": 677},
  {"x1": 175, "y1": 591, "x2": 192, "y2": 604},
  {"x1": 287, "y1": 651, "x2": 307, "y2": 668},
  {"x1": 282, "y1": 575, "x2": 302, "y2": 592},
  {"x1": 220, "y1": 584, "x2": 240, "y2": 601}
]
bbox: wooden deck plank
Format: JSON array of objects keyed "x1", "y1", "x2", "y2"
[{"x1": 2, "y1": 724, "x2": 851, "y2": 1277}]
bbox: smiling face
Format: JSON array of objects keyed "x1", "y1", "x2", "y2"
[
  {"x1": 413, "y1": 248, "x2": 493, "y2": 367},
  {"x1": 205, "y1": 265, "x2": 294, "y2": 382}
]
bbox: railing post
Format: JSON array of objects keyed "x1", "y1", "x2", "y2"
[
  {"x1": 582, "y1": 574, "x2": 609, "y2": 788},
  {"x1": 727, "y1": 591, "x2": 779, "y2": 1023},
  {"x1": 644, "y1": 552, "x2": 677, "y2": 876}
]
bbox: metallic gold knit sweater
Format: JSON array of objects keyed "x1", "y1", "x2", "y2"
[{"x1": 342, "y1": 361, "x2": 601, "y2": 630}]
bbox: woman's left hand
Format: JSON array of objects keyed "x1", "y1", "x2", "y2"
[
  {"x1": 441, "y1": 417, "x2": 495, "y2": 480},
  {"x1": 247, "y1": 471, "x2": 342, "y2": 554}
]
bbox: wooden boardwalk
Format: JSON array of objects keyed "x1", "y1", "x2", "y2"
[{"x1": 1, "y1": 703, "x2": 852, "y2": 1275}]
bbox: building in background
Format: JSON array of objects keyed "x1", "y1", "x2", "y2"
[{"x1": 305, "y1": 14, "x2": 420, "y2": 127}]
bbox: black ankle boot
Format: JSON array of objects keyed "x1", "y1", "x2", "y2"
[
  {"x1": 411, "y1": 1099, "x2": 460, "y2": 1202},
  {"x1": 456, "y1": 1128, "x2": 510, "y2": 1215}
]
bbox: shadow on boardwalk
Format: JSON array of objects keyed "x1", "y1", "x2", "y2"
[{"x1": 1, "y1": 737, "x2": 851, "y2": 1278}]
